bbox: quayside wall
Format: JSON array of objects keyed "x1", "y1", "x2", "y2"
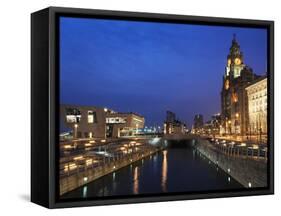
[{"x1": 195, "y1": 139, "x2": 267, "y2": 188}]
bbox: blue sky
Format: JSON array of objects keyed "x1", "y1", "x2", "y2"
[{"x1": 60, "y1": 17, "x2": 267, "y2": 127}]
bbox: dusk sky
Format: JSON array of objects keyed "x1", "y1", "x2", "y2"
[{"x1": 60, "y1": 17, "x2": 267, "y2": 128}]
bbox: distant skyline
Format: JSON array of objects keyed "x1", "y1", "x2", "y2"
[{"x1": 60, "y1": 17, "x2": 267, "y2": 128}]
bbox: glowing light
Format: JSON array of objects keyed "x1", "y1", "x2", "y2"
[
  {"x1": 133, "y1": 117, "x2": 143, "y2": 123},
  {"x1": 86, "y1": 159, "x2": 93, "y2": 166},
  {"x1": 149, "y1": 137, "x2": 161, "y2": 145},
  {"x1": 83, "y1": 186, "x2": 87, "y2": 198},
  {"x1": 64, "y1": 145, "x2": 72, "y2": 149},
  {"x1": 162, "y1": 150, "x2": 168, "y2": 192},
  {"x1": 248, "y1": 182, "x2": 252, "y2": 188},
  {"x1": 113, "y1": 172, "x2": 115, "y2": 180},
  {"x1": 133, "y1": 167, "x2": 139, "y2": 194},
  {"x1": 73, "y1": 156, "x2": 83, "y2": 160},
  {"x1": 83, "y1": 177, "x2": 88, "y2": 182},
  {"x1": 85, "y1": 143, "x2": 92, "y2": 147},
  {"x1": 64, "y1": 163, "x2": 77, "y2": 172},
  {"x1": 101, "y1": 139, "x2": 106, "y2": 143}
]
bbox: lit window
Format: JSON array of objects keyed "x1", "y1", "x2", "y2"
[
  {"x1": 66, "y1": 115, "x2": 79, "y2": 123},
  {"x1": 106, "y1": 117, "x2": 126, "y2": 124},
  {"x1": 87, "y1": 111, "x2": 97, "y2": 123},
  {"x1": 88, "y1": 111, "x2": 94, "y2": 123},
  {"x1": 65, "y1": 108, "x2": 81, "y2": 123}
]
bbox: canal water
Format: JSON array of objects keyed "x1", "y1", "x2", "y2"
[{"x1": 61, "y1": 139, "x2": 243, "y2": 199}]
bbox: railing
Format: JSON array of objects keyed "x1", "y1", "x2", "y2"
[
  {"x1": 206, "y1": 138, "x2": 267, "y2": 160},
  {"x1": 59, "y1": 137, "x2": 162, "y2": 195}
]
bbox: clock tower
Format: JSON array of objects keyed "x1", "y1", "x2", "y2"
[
  {"x1": 221, "y1": 34, "x2": 259, "y2": 137},
  {"x1": 225, "y1": 34, "x2": 245, "y2": 78}
]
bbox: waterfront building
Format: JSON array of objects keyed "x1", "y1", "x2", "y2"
[
  {"x1": 192, "y1": 114, "x2": 204, "y2": 133},
  {"x1": 245, "y1": 77, "x2": 267, "y2": 137},
  {"x1": 60, "y1": 105, "x2": 145, "y2": 139},
  {"x1": 106, "y1": 112, "x2": 145, "y2": 137},
  {"x1": 206, "y1": 113, "x2": 222, "y2": 136},
  {"x1": 221, "y1": 35, "x2": 260, "y2": 136},
  {"x1": 164, "y1": 111, "x2": 186, "y2": 134}
]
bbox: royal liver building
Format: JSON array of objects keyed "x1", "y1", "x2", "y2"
[{"x1": 221, "y1": 35, "x2": 260, "y2": 136}]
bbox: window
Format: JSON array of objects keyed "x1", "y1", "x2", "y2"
[
  {"x1": 88, "y1": 111, "x2": 94, "y2": 123},
  {"x1": 65, "y1": 108, "x2": 81, "y2": 123},
  {"x1": 106, "y1": 117, "x2": 126, "y2": 124},
  {"x1": 87, "y1": 111, "x2": 97, "y2": 123}
]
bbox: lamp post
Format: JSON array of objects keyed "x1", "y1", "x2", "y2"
[
  {"x1": 73, "y1": 123, "x2": 78, "y2": 149},
  {"x1": 74, "y1": 123, "x2": 78, "y2": 139}
]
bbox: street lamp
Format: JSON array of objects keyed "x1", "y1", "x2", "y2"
[{"x1": 74, "y1": 123, "x2": 78, "y2": 139}]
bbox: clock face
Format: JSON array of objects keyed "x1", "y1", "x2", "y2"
[
  {"x1": 234, "y1": 58, "x2": 241, "y2": 65},
  {"x1": 227, "y1": 59, "x2": 231, "y2": 66}
]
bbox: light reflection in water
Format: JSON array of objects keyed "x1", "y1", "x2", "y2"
[
  {"x1": 82, "y1": 186, "x2": 87, "y2": 198},
  {"x1": 113, "y1": 172, "x2": 115, "y2": 180},
  {"x1": 133, "y1": 166, "x2": 139, "y2": 194},
  {"x1": 161, "y1": 150, "x2": 168, "y2": 192}
]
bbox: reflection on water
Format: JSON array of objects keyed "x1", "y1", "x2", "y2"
[
  {"x1": 161, "y1": 150, "x2": 168, "y2": 192},
  {"x1": 133, "y1": 167, "x2": 139, "y2": 194},
  {"x1": 61, "y1": 140, "x2": 244, "y2": 199},
  {"x1": 82, "y1": 186, "x2": 87, "y2": 198}
]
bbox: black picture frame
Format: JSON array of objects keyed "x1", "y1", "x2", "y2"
[{"x1": 31, "y1": 6, "x2": 274, "y2": 208}]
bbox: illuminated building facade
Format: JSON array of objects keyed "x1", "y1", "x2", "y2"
[
  {"x1": 105, "y1": 112, "x2": 145, "y2": 138},
  {"x1": 209, "y1": 113, "x2": 222, "y2": 135},
  {"x1": 246, "y1": 77, "x2": 267, "y2": 136},
  {"x1": 221, "y1": 35, "x2": 260, "y2": 136},
  {"x1": 164, "y1": 111, "x2": 186, "y2": 134},
  {"x1": 60, "y1": 105, "x2": 145, "y2": 139},
  {"x1": 60, "y1": 105, "x2": 106, "y2": 139},
  {"x1": 192, "y1": 114, "x2": 204, "y2": 133}
]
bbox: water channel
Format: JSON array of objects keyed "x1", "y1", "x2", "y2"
[{"x1": 61, "y1": 139, "x2": 243, "y2": 199}]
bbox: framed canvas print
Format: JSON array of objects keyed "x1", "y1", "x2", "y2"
[{"x1": 31, "y1": 7, "x2": 274, "y2": 208}]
